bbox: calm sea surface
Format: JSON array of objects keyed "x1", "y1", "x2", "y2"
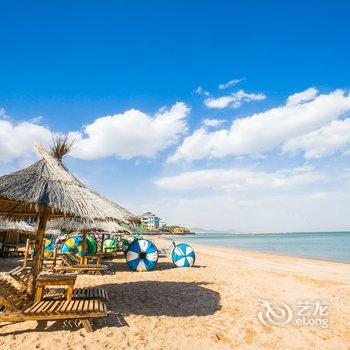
[{"x1": 166, "y1": 232, "x2": 350, "y2": 262}]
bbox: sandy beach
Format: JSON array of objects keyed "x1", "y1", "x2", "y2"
[{"x1": 1, "y1": 236, "x2": 350, "y2": 350}]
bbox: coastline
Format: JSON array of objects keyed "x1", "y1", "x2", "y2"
[
  {"x1": 1, "y1": 236, "x2": 349, "y2": 349},
  {"x1": 164, "y1": 235, "x2": 350, "y2": 266}
]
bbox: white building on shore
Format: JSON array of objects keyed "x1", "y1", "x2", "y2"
[{"x1": 140, "y1": 212, "x2": 161, "y2": 230}]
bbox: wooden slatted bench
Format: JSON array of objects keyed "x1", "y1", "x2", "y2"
[
  {"x1": 55, "y1": 254, "x2": 109, "y2": 274},
  {"x1": 8, "y1": 267, "x2": 109, "y2": 302},
  {"x1": 0, "y1": 276, "x2": 107, "y2": 332},
  {"x1": 8, "y1": 266, "x2": 31, "y2": 290}
]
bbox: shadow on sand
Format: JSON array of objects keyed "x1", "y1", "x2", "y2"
[
  {"x1": 0, "y1": 280, "x2": 220, "y2": 334},
  {"x1": 101, "y1": 280, "x2": 221, "y2": 317}
]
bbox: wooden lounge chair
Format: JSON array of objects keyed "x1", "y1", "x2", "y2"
[
  {"x1": 8, "y1": 267, "x2": 109, "y2": 302},
  {"x1": 54, "y1": 254, "x2": 109, "y2": 274},
  {"x1": 0, "y1": 276, "x2": 107, "y2": 332}
]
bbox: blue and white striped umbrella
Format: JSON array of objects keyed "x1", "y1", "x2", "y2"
[
  {"x1": 172, "y1": 243, "x2": 196, "y2": 267},
  {"x1": 126, "y1": 239, "x2": 159, "y2": 271}
]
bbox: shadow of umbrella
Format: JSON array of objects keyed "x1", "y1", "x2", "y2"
[{"x1": 101, "y1": 280, "x2": 221, "y2": 317}]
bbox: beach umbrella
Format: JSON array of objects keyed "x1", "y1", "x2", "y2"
[
  {"x1": 126, "y1": 239, "x2": 159, "y2": 271},
  {"x1": 55, "y1": 233, "x2": 68, "y2": 244},
  {"x1": 47, "y1": 217, "x2": 130, "y2": 233},
  {"x1": 86, "y1": 235, "x2": 97, "y2": 255},
  {"x1": 0, "y1": 135, "x2": 138, "y2": 295},
  {"x1": 0, "y1": 218, "x2": 35, "y2": 255},
  {"x1": 102, "y1": 238, "x2": 117, "y2": 252},
  {"x1": 47, "y1": 218, "x2": 132, "y2": 259},
  {"x1": 0, "y1": 218, "x2": 35, "y2": 233},
  {"x1": 62, "y1": 234, "x2": 97, "y2": 256},
  {"x1": 43, "y1": 238, "x2": 54, "y2": 258},
  {"x1": 171, "y1": 243, "x2": 196, "y2": 267}
]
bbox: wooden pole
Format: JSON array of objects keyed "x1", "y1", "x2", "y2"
[
  {"x1": 27, "y1": 210, "x2": 49, "y2": 297},
  {"x1": 23, "y1": 238, "x2": 30, "y2": 268},
  {"x1": 100, "y1": 233, "x2": 105, "y2": 253},
  {"x1": 52, "y1": 246, "x2": 57, "y2": 271},
  {"x1": 81, "y1": 230, "x2": 88, "y2": 264}
]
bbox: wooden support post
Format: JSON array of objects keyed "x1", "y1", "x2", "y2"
[
  {"x1": 52, "y1": 246, "x2": 57, "y2": 271},
  {"x1": 23, "y1": 238, "x2": 30, "y2": 268},
  {"x1": 100, "y1": 233, "x2": 104, "y2": 253},
  {"x1": 81, "y1": 230, "x2": 88, "y2": 264},
  {"x1": 81, "y1": 319, "x2": 93, "y2": 333},
  {"x1": 27, "y1": 210, "x2": 49, "y2": 297}
]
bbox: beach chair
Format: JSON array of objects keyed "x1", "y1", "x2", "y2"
[
  {"x1": 54, "y1": 254, "x2": 109, "y2": 274},
  {"x1": 8, "y1": 266, "x2": 109, "y2": 302},
  {"x1": 157, "y1": 241, "x2": 176, "y2": 257},
  {"x1": 0, "y1": 276, "x2": 107, "y2": 332}
]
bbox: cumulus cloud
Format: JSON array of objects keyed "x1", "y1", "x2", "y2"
[
  {"x1": 286, "y1": 87, "x2": 318, "y2": 106},
  {"x1": 155, "y1": 165, "x2": 324, "y2": 191},
  {"x1": 169, "y1": 89, "x2": 350, "y2": 162},
  {"x1": 283, "y1": 118, "x2": 350, "y2": 158},
  {"x1": 218, "y1": 78, "x2": 245, "y2": 90},
  {"x1": 202, "y1": 118, "x2": 225, "y2": 127},
  {"x1": 72, "y1": 102, "x2": 190, "y2": 160},
  {"x1": 204, "y1": 90, "x2": 266, "y2": 109},
  {"x1": 0, "y1": 116, "x2": 52, "y2": 162}
]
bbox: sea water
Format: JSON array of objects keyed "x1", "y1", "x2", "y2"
[{"x1": 167, "y1": 231, "x2": 350, "y2": 262}]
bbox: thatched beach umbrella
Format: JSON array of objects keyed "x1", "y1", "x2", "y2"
[
  {"x1": 0, "y1": 136, "x2": 137, "y2": 295},
  {"x1": 47, "y1": 218, "x2": 131, "y2": 233},
  {"x1": 0, "y1": 218, "x2": 35, "y2": 233},
  {"x1": 47, "y1": 217, "x2": 131, "y2": 260}
]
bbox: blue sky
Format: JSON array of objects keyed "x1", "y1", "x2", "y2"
[{"x1": 1, "y1": 1, "x2": 350, "y2": 231}]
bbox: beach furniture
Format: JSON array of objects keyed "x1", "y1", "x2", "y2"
[
  {"x1": 0, "y1": 137, "x2": 137, "y2": 296},
  {"x1": 126, "y1": 239, "x2": 159, "y2": 271},
  {"x1": 35, "y1": 274, "x2": 77, "y2": 302},
  {"x1": 0, "y1": 276, "x2": 107, "y2": 332},
  {"x1": 157, "y1": 241, "x2": 176, "y2": 257},
  {"x1": 172, "y1": 243, "x2": 196, "y2": 267},
  {"x1": 54, "y1": 253, "x2": 109, "y2": 274},
  {"x1": 8, "y1": 266, "x2": 109, "y2": 302}
]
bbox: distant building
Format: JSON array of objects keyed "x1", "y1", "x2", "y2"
[
  {"x1": 159, "y1": 220, "x2": 166, "y2": 229},
  {"x1": 140, "y1": 212, "x2": 161, "y2": 230}
]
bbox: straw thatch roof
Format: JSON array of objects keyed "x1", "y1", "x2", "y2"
[
  {"x1": 0, "y1": 144, "x2": 137, "y2": 223},
  {"x1": 0, "y1": 218, "x2": 35, "y2": 233},
  {"x1": 46, "y1": 218, "x2": 131, "y2": 233}
]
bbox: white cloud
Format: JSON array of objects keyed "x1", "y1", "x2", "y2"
[
  {"x1": 286, "y1": 87, "x2": 318, "y2": 106},
  {"x1": 283, "y1": 118, "x2": 350, "y2": 158},
  {"x1": 0, "y1": 118, "x2": 52, "y2": 162},
  {"x1": 72, "y1": 102, "x2": 190, "y2": 160},
  {"x1": 204, "y1": 90, "x2": 266, "y2": 109},
  {"x1": 218, "y1": 78, "x2": 245, "y2": 90},
  {"x1": 155, "y1": 165, "x2": 324, "y2": 191},
  {"x1": 202, "y1": 118, "x2": 225, "y2": 127},
  {"x1": 194, "y1": 86, "x2": 210, "y2": 97},
  {"x1": 170, "y1": 89, "x2": 350, "y2": 162}
]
